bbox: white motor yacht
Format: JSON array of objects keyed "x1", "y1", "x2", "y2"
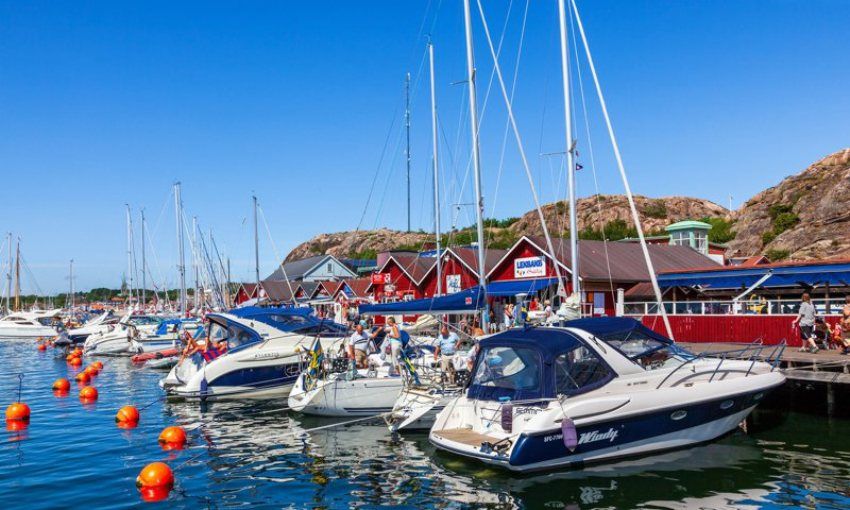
[
  {"x1": 429, "y1": 317, "x2": 785, "y2": 473},
  {"x1": 83, "y1": 314, "x2": 165, "y2": 355},
  {"x1": 55, "y1": 311, "x2": 120, "y2": 346},
  {"x1": 0, "y1": 309, "x2": 62, "y2": 339},
  {"x1": 161, "y1": 307, "x2": 347, "y2": 401}
]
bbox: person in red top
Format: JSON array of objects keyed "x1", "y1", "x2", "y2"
[{"x1": 529, "y1": 297, "x2": 539, "y2": 311}]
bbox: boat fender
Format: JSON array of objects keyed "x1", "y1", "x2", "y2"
[
  {"x1": 562, "y1": 418, "x2": 578, "y2": 451},
  {"x1": 501, "y1": 404, "x2": 513, "y2": 433}
]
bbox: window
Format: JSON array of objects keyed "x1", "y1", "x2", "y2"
[
  {"x1": 554, "y1": 345, "x2": 614, "y2": 396},
  {"x1": 602, "y1": 329, "x2": 688, "y2": 370},
  {"x1": 327, "y1": 263, "x2": 332, "y2": 272},
  {"x1": 472, "y1": 347, "x2": 541, "y2": 393}
]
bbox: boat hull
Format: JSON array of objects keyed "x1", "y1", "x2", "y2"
[
  {"x1": 430, "y1": 386, "x2": 779, "y2": 473},
  {"x1": 288, "y1": 373, "x2": 403, "y2": 417}
]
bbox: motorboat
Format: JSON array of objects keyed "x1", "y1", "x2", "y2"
[
  {"x1": 288, "y1": 336, "x2": 436, "y2": 418},
  {"x1": 128, "y1": 318, "x2": 202, "y2": 354},
  {"x1": 0, "y1": 309, "x2": 62, "y2": 339},
  {"x1": 83, "y1": 314, "x2": 165, "y2": 355},
  {"x1": 429, "y1": 317, "x2": 785, "y2": 473},
  {"x1": 55, "y1": 312, "x2": 120, "y2": 346},
  {"x1": 160, "y1": 307, "x2": 347, "y2": 401}
]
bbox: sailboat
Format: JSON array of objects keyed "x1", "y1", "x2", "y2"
[
  {"x1": 428, "y1": 0, "x2": 785, "y2": 472},
  {"x1": 0, "y1": 237, "x2": 61, "y2": 339}
]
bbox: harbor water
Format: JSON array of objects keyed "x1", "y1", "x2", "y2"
[{"x1": 1, "y1": 340, "x2": 849, "y2": 509}]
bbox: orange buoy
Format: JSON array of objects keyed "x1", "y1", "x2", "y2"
[
  {"x1": 139, "y1": 485, "x2": 171, "y2": 502},
  {"x1": 52, "y1": 378, "x2": 71, "y2": 392},
  {"x1": 115, "y1": 405, "x2": 140, "y2": 425},
  {"x1": 158, "y1": 426, "x2": 187, "y2": 449},
  {"x1": 84, "y1": 366, "x2": 99, "y2": 377},
  {"x1": 5, "y1": 402, "x2": 31, "y2": 422},
  {"x1": 136, "y1": 462, "x2": 174, "y2": 490},
  {"x1": 37, "y1": 343, "x2": 47, "y2": 352},
  {"x1": 75, "y1": 372, "x2": 90, "y2": 383},
  {"x1": 6, "y1": 419, "x2": 28, "y2": 432},
  {"x1": 93, "y1": 361, "x2": 104, "y2": 370},
  {"x1": 79, "y1": 386, "x2": 98, "y2": 401},
  {"x1": 69, "y1": 357, "x2": 83, "y2": 367}
]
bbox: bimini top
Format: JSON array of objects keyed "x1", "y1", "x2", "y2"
[
  {"x1": 564, "y1": 317, "x2": 674, "y2": 346},
  {"x1": 154, "y1": 319, "x2": 182, "y2": 336},
  {"x1": 470, "y1": 327, "x2": 604, "y2": 402},
  {"x1": 225, "y1": 306, "x2": 347, "y2": 334},
  {"x1": 478, "y1": 327, "x2": 585, "y2": 362}
]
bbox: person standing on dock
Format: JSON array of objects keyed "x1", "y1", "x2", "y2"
[
  {"x1": 840, "y1": 295, "x2": 850, "y2": 355},
  {"x1": 792, "y1": 292, "x2": 819, "y2": 353}
]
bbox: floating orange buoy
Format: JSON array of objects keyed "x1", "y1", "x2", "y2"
[
  {"x1": 37, "y1": 343, "x2": 47, "y2": 352},
  {"x1": 136, "y1": 462, "x2": 174, "y2": 490},
  {"x1": 6, "y1": 419, "x2": 28, "y2": 432},
  {"x1": 5, "y1": 402, "x2": 31, "y2": 422},
  {"x1": 75, "y1": 372, "x2": 90, "y2": 383},
  {"x1": 115, "y1": 405, "x2": 140, "y2": 425},
  {"x1": 93, "y1": 361, "x2": 104, "y2": 370},
  {"x1": 139, "y1": 485, "x2": 171, "y2": 502},
  {"x1": 84, "y1": 366, "x2": 99, "y2": 377},
  {"x1": 69, "y1": 357, "x2": 83, "y2": 367},
  {"x1": 52, "y1": 378, "x2": 71, "y2": 392},
  {"x1": 158, "y1": 426, "x2": 187, "y2": 450},
  {"x1": 79, "y1": 386, "x2": 98, "y2": 401}
]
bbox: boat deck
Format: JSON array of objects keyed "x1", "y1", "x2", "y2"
[{"x1": 433, "y1": 428, "x2": 499, "y2": 447}]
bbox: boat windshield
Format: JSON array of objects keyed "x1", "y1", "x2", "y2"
[
  {"x1": 603, "y1": 329, "x2": 692, "y2": 370},
  {"x1": 208, "y1": 321, "x2": 259, "y2": 351},
  {"x1": 129, "y1": 316, "x2": 163, "y2": 326},
  {"x1": 469, "y1": 346, "x2": 542, "y2": 401}
]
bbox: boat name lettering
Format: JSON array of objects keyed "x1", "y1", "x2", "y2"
[{"x1": 578, "y1": 428, "x2": 619, "y2": 445}]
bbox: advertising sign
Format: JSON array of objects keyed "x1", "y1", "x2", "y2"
[
  {"x1": 446, "y1": 274, "x2": 462, "y2": 294},
  {"x1": 514, "y1": 256, "x2": 546, "y2": 278}
]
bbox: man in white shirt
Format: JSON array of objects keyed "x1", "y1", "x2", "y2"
[
  {"x1": 346, "y1": 323, "x2": 377, "y2": 368},
  {"x1": 434, "y1": 325, "x2": 460, "y2": 383}
]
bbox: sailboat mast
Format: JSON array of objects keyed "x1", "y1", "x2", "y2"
[
  {"x1": 69, "y1": 259, "x2": 74, "y2": 309},
  {"x1": 5, "y1": 233, "x2": 11, "y2": 314},
  {"x1": 462, "y1": 0, "x2": 489, "y2": 326},
  {"x1": 126, "y1": 204, "x2": 134, "y2": 309},
  {"x1": 558, "y1": 0, "x2": 580, "y2": 299},
  {"x1": 193, "y1": 216, "x2": 200, "y2": 311},
  {"x1": 429, "y1": 43, "x2": 442, "y2": 295},
  {"x1": 14, "y1": 238, "x2": 20, "y2": 312},
  {"x1": 141, "y1": 209, "x2": 146, "y2": 310},
  {"x1": 253, "y1": 195, "x2": 260, "y2": 292},
  {"x1": 174, "y1": 182, "x2": 186, "y2": 316},
  {"x1": 405, "y1": 72, "x2": 412, "y2": 233}
]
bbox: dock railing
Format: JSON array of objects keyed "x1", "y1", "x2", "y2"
[{"x1": 624, "y1": 298, "x2": 839, "y2": 317}]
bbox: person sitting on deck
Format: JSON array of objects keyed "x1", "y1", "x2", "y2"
[
  {"x1": 812, "y1": 317, "x2": 833, "y2": 350},
  {"x1": 792, "y1": 292, "x2": 819, "y2": 354}
]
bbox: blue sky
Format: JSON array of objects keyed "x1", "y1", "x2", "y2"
[{"x1": 1, "y1": 0, "x2": 848, "y2": 293}]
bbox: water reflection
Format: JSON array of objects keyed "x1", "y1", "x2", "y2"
[{"x1": 1, "y1": 339, "x2": 849, "y2": 510}]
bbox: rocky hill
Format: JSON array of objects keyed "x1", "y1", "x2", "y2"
[
  {"x1": 286, "y1": 195, "x2": 729, "y2": 261},
  {"x1": 509, "y1": 194, "x2": 729, "y2": 237},
  {"x1": 287, "y1": 148, "x2": 850, "y2": 263},
  {"x1": 726, "y1": 148, "x2": 850, "y2": 260}
]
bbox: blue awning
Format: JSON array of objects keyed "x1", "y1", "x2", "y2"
[
  {"x1": 658, "y1": 263, "x2": 850, "y2": 290},
  {"x1": 485, "y1": 277, "x2": 558, "y2": 296},
  {"x1": 359, "y1": 287, "x2": 484, "y2": 315}
]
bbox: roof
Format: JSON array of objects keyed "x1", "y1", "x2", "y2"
[
  {"x1": 450, "y1": 247, "x2": 508, "y2": 277},
  {"x1": 623, "y1": 281, "x2": 656, "y2": 298},
  {"x1": 385, "y1": 254, "x2": 437, "y2": 283},
  {"x1": 340, "y1": 277, "x2": 372, "y2": 298},
  {"x1": 298, "y1": 281, "x2": 320, "y2": 298},
  {"x1": 318, "y1": 280, "x2": 343, "y2": 295},
  {"x1": 340, "y1": 258, "x2": 378, "y2": 271},
  {"x1": 265, "y1": 254, "x2": 356, "y2": 281},
  {"x1": 665, "y1": 220, "x2": 712, "y2": 232},
  {"x1": 657, "y1": 259, "x2": 850, "y2": 289},
  {"x1": 523, "y1": 236, "x2": 719, "y2": 283},
  {"x1": 260, "y1": 280, "x2": 299, "y2": 303}
]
